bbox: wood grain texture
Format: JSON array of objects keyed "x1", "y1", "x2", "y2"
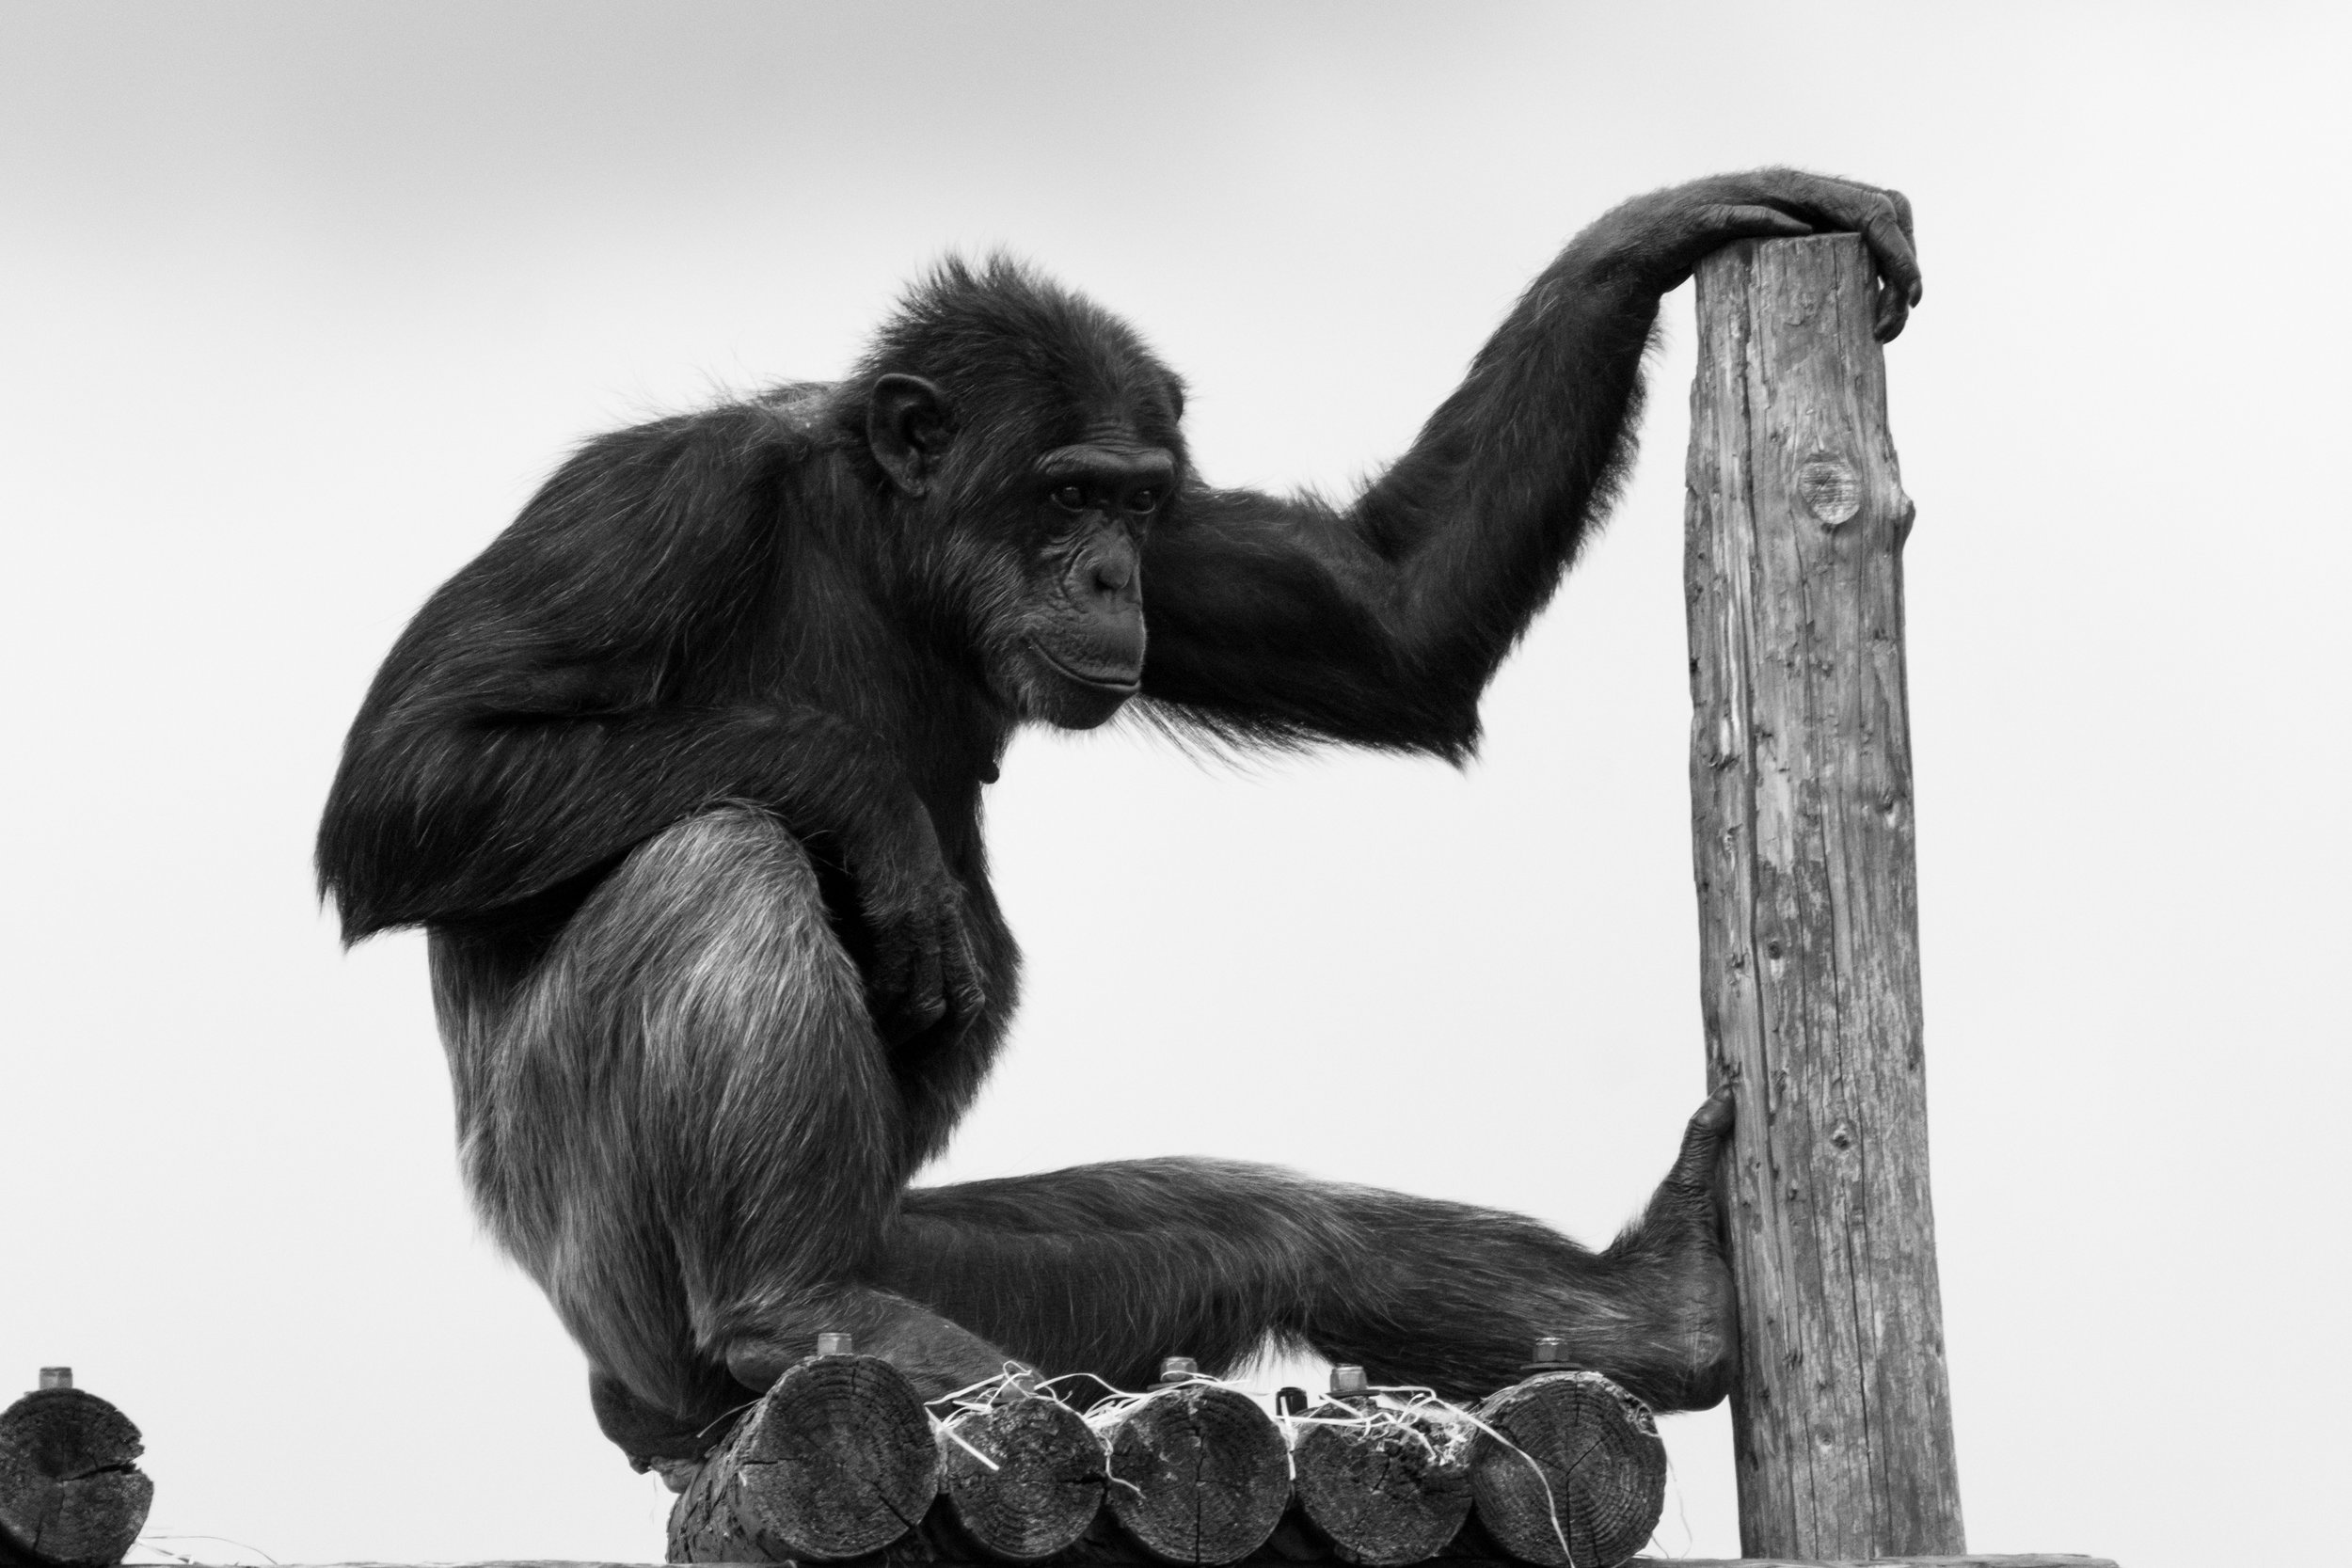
[
  {"x1": 0, "y1": 1386, "x2": 154, "y2": 1568},
  {"x1": 1467, "y1": 1373, "x2": 1662, "y2": 1568},
  {"x1": 1101, "y1": 1383, "x2": 1289, "y2": 1566},
  {"x1": 665, "y1": 1354, "x2": 936, "y2": 1562},
  {"x1": 937, "y1": 1390, "x2": 1105, "y2": 1562},
  {"x1": 1289, "y1": 1400, "x2": 1470, "y2": 1566},
  {"x1": 1619, "y1": 1560, "x2": 2116, "y2": 1568},
  {"x1": 1682, "y1": 234, "x2": 1960, "y2": 1560},
  {"x1": 261, "y1": 1552, "x2": 2120, "y2": 1568}
]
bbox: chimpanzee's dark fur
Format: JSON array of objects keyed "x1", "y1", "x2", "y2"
[{"x1": 318, "y1": 170, "x2": 1919, "y2": 1472}]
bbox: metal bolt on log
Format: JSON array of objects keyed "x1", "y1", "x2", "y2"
[{"x1": 1518, "y1": 1338, "x2": 1574, "y2": 1376}]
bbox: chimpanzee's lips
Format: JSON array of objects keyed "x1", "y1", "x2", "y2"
[{"x1": 1028, "y1": 641, "x2": 1142, "y2": 695}]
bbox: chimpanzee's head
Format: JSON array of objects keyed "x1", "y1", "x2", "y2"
[{"x1": 852, "y1": 256, "x2": 1187, "y2": 729}]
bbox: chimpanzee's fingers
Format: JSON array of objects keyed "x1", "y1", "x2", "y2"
[
  {"x1": 1885, "y1": 188, "x2": 1918, "y2": 260},
  {"x1": 1706, "y1": 203, "x2": 1816, "y2": 242},
  {"x1": 1803, "y1": 183, "x2": 1919, "y2": 341},
  {"x1": 869, "y1": 922, "x2": 947, "y2": 1046},
  {"x1": 1752, "y1": 171, "x2": 1923, "y2": 324},
  {"x1": 1874, "y1": 279, "x2": 1913, "y2": 342},
  {"x1": 1666, "y1": 1085, "x2": 1738, "y2": 1193},
  {"x1": 940, "y1": 921, "x2": 986, "y2": 1034},
  {"x1": 903, "y1": 942, "x2": 949, "y2": 1041}
]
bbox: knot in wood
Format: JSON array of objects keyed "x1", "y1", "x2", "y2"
[{"x1": 1795, "y1": 453, "x2": 1862, "y2": 527}]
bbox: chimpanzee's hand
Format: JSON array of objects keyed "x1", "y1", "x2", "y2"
[
  {"x1": 859, "y1": 843, "x2": 986, "y2": 1051},
  {"x1": 1577, "y1": 169, "x2": 1924, "y2": 341}
]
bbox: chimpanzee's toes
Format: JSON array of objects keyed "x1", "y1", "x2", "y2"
[
  {"x1": 1666, "y1": 1085, "x2": 1737, "y2": 1195},
  {"x1": 1639, "y1": 1089, "x2": 1740, "y2": 1409}
]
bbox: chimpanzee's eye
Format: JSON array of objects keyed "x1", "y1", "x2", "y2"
[
  {"x1": 1126, "y1": 488, "x2": 1161, "y2": 514},
  {"x1": 1051, "y1": 484, "x2": 1088, "y2": 512}
]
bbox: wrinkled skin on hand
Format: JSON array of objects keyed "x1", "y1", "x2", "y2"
[
  {"x1": 1581, "y1": 167, "x2": 1922, "y2": 339},
  {"x1": 859, "y1": 855, "x2": 985, "y2": 1051}
]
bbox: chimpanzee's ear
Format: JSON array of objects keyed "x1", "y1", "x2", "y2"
[{"x1": 866, "y1": 374, "x2": 951, "y2": 497}]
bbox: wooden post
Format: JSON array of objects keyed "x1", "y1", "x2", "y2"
[{"x1": 1683, "y1": 233, "x2": 1963, "y2": 1560}]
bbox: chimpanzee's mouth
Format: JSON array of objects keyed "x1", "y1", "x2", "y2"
[{"x1": 1028, "y1": 641, "x2": 1142, "y2": 696}]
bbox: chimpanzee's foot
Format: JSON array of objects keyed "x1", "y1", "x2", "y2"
[
  {"x1": 723, "y1": 1301, "x2": 1011, "y2": 1402},
  {"x1": 1605, "y1": 1085, "x2": 1740, "y2": 1410}
]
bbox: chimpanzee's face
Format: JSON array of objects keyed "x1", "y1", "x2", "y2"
[{"x1": 998, "y1": 429, "x2": 1170, "y2": 728}]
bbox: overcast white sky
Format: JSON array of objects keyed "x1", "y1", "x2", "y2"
[{"x1": 3, "y1": 5, "x2": 2345, "y2": 1566}]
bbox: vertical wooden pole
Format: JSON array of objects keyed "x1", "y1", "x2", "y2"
[{"x1": 1683, "y1": 234, "x2": 1963, "y2": 1560}]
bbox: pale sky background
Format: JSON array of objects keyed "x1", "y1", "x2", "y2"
[{"x1": 3, "y1": 5, "x2": 2345, "y2": 1566}]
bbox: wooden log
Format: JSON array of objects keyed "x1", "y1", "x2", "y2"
[
  {"x1": 666, "y1": 1350, "x2": 936, "y2": 1563},
  {"x1": 936, "y1": 1386, "x2": 1105, "y2": 1562},
  {"x1": 0, "y1": 1373, "x2": 154, "y2": 1568},
  {"x1": 1467, "y1": 1371, "x2": 1662, "y2": 1568},
  {"x1": 1683, "y1": 233, "x2": 1963, "y2": 1560},
  {"x1": 1619, "y1": 1560, "x2": 2118, "y2": 1568},
  {"x1": 1101, "y1": 1380, "x2": 1289, "y2": 1566},
  {"x1": 195, "y1": 1555, "x2": 2123, "y2": 1568},
  {"x1": 1289, "y1": 1390, "x2": 1471, "y2": 1566}
]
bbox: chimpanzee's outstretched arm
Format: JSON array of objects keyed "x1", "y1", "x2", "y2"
[{"x1": 1139, "y1": 169, "x2": 1919, "y2": 757}]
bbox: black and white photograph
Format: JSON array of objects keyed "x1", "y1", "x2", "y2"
[{"x1": 2, "y1": 8, "x2": 2343, "y2": 1568}]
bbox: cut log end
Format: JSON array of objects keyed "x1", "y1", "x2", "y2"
[
  {"x1": 668, "y1": 1354, "x2": 936, "y2": 1563},
  {"x1": 1291, "y1": 1402, "x2": 1472, "y2": 1567},
  {"x1": 939, "y1": 1391, "x2": 1105, "y2": 1562},
  {"x1": 1470, "y1": 1372, "x2": 1664, "y2": 1568},
  {"x1": 0, "y1": 1387, "x2": 155, "y2": 1568},
  {"x1": 1104, "y1": 1383, "x2": 1289, "y2": 1566}
]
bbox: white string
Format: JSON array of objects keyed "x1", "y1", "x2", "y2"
[{"x1": 920, "y1": 1362, "x2": 1611, "y2": 1568}]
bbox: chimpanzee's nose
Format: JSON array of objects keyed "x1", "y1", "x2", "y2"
[{"x1": 1092, "y1": 544, "x2": 1138, "y2": 599}]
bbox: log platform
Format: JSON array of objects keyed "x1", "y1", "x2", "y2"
[
  {"x1": 250, "y1": 1555, "x2": 2121, "y2": 1568},
  {"x1": 602, "y1": 1342, "x2": 2113, "y2": 1568}
]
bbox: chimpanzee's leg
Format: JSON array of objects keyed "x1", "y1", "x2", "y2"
[
  {"x1": 427, "y1": 803, "x2": 1012, "y2": 1471},
  {"x1": 876, "y1": 1091, "x2": 1738, "y2": 1411}
]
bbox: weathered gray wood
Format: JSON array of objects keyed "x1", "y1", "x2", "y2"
[
  {"x1": 1682, "y1": 233, "x2": 1960, "y2": 1560},
  {"x1": 665, "y1": 1353, "x2": 935, "y2": 1562},
  {"x1": 262, "y1": 1552, "x2": 2121, "y2": 1568},
  {"x1": 1101, "y1": 1382, "x2": 1289, "y2": 1565},
  {"x1": 1290, "y1": 1397, "x2": 1471, "y2": 1566},
  {"x1": 936, "y1": 1388, "x2": 1104, "y2": 1561},
  {"x1": 1619, "y1": 1560, "x2": 2116, "y2": 1568},
  {"x1": 0, "y1": 1385, "x2": 154, "y2": 1568},
  {"x1": 1467, "y1": 1372, "x2": 1662, "y2": 1568}
]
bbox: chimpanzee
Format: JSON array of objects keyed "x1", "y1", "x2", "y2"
[{"x1": 318, "y1": 170, "x2": 1920, "y2": 1473}]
